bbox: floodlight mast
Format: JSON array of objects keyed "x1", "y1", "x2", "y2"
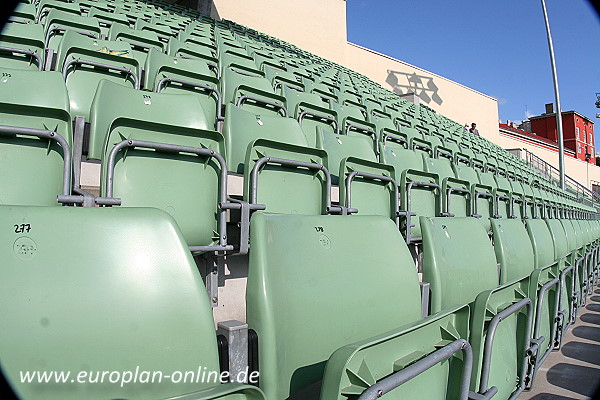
[{"x1": 541, "y1": 0, "x2": 565, "y2": 189}]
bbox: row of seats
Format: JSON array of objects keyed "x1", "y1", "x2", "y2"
[
  {"x1": 0, "y1": 0, "x2": 555, "y2": 183},
  {"x1": 1, "y1": 1, "x2": 600, "y2": 400},
  {"x1": 1, "y1": 67, "x2": 596, "y2": 251},
  {"x1": 2, "y1": 205, "x2": 598, "y2": 400}
]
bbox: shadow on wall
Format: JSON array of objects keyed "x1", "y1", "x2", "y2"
[
  {"x1": 386, "y1": 70, "x2": 443, "y2": 106},
  {"x1": 172, "y1": 0, "x2": 217, "y2": 18},
  {"x1": 207, "y1": 0, "x2": 219, "y2": 19}
]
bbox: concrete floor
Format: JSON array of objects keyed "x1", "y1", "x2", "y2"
[{"x1": 519, "y1": 284, "x2": 600, "y2": 400}]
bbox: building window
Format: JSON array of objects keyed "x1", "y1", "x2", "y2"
[
  {"x1": 578, "y1": 144, "x2": 581, "y2": 153},
  {"x1": 576, "y1": 127, "x2": 580, "y2": 139}
]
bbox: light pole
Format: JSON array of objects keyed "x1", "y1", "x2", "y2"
[{"x1": 541, "y1": 0, "x2": 565, "y2": 189}]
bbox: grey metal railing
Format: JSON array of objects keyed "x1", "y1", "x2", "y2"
[{"x1": 506, "y1": 148, "x2": 600, "y2": 209}]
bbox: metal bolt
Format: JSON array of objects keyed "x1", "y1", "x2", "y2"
[{"x1": 212, "y1": 297, "x2": 217, "y2": 303}]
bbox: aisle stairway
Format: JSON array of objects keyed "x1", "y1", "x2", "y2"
[{"x1": 519, "y1": 282, "x2": 600, "y2": 400}]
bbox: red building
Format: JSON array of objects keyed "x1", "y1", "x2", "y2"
[{"x1": 529, "y1": 104, "x2": 595, "y2": 163}]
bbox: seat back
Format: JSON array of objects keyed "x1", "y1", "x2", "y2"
[
  {"x1": 421, "y1": 217, "x2": 499, "y2": 312},
  {"x1": 338, "y1": 157, "x2": 398, "y2": 221},
  {"x1": 423, "y1": 154, "x2": 469, "y2": 217},
  {"x1": 144, "y1": 49, "x2": 220, "y2": 129},
  {"x1": 221, "y1": 64, "x2": 285, "y2": 115},
  {"x1": 91, "y1": 81, "x2": 223, "y2": 249},
  {"x1": 316, "y1": 127, "x2": 378, "y2": 184},
  {"x1": 108, "y1": 23, "x2": 164, "y2": 66},
  {"x1": 421, "y1": 216, "x2": 533, "y2": 399},
  {"x1": 244, "y1": 139, "x2": 329, "y2": 215},
  {"x1": 525, "y1": 219, "x2": 557, "y2": 269},
  {"x1": 491, "y1": 219, "x2": 535, "y2": 284},
  {"x1": 524, "y1": 219, "x2": 560, "y2": 365},
  {"x1": 247, "y1": 214, "x2": 422, "y2": 400},
  {"x1": 0, "y1": 23, "x2": 44, "y2": 70},
  {"x1": 379, "y1": 131, "x2": 421, "y2": 183},
  {"x1": 57, "y1": 30, "x2": 140, "y2": 120},
  {"x1": 545, "y1": 218, "x2": 569, "y2": 260},
  {"x1": 223, "y1": 104, "x2": 309, "y2": 173},
  {"x1": 294, "y1": 99, "x2": 338, "y2": 147},
  {"x1": 44, "y1": 9, "x2": 101, "y2": 52},
  {"x1": 0, "y1": 69, "x2": 71, "y2": 206},
  {"x1": 0, "y1": 206, "x2": 248, "y2": 399}
]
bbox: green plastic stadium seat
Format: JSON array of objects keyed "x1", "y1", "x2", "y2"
[
  {"x1": 493, "y1": 173, "x2": 513, "y2": 219},
  {"x1": 89, "y1": 80, "x2": 227, "y2": 251},
  {"x1": 44, "y1": 10, "x2": 101, "y2": 53},
  {"x1": 220, "y1": 50, "x2": 257, "y2": 72},
  {"x1": 0, "y1": 23, "x2": 45, "y2": 70},
  {"x1": 247, "y1": 213, "x2": 471, "y2": 400},
  {"x1": 422, "y1": 154, "x2": 470, "y2": 218},
  {"x1": 222, "y1": 103, "x2": 308, "y2": 173},
  {"x1": 221, "y1": 64, "x2": 286, "y2": 115},
  {"x1": 167, "y1": 39, "x2": 219, "y2": 72},
  {"x1": 523, "y1": 219, "x2": 561, "y2": 374},
  {"x1": 144, "y1": 49, "x2": 221, "y2": 129},
  {"x1": 57, "y1": 30, "x2": 140, "y2": 120},
  {"x1": 243, "y1": 139, "x2": 330, "y2": 215},
  {"x1": 475, "y1": 168, "x2": 499, "y2": 231},
  {"x1": 37, "y1": 0, "x2": 80, "y2": 25},
  {"x1": 7, "y1": 3, "x2": 36, "y2": 24},
  {"x1": 0, "y1": 206, "x2": 265, "y2": 400},
  {"x1": 108, "y1": 23, "x2": 164, "y2": 66},
  {"x1": 545, "y1": 218, "x2": 578, "y2": 345},
  {"x1": 421, "y1": 216, "x2": 535, "y2": 399},
  {"x1": 142, "y1": 20, "x2": 177, "y2": 43},
  {"x1": 338, "y1": 157, "x2": 398, "y2": 222},
  {"x1": 89, "y1": 8, "x2": 130, "y2": 37},
  {"x1": 491, "y1": 218, "x2": 536, "y2": 284},
  {"x1": 0, "y1": 68, "x2": 72, "y2": 206},
  {"x1": 261, "y1": 62, "x2": 302, "y2": 93},
  {"x1": 316, "y1": 127, "x2": 378, "y2": 184},
  {"x1": 379, "y1": 130, "x2": 439, "y2": 242},
  {"x1": 179, "y1": 31, "x2": 216, "y2": 50}
]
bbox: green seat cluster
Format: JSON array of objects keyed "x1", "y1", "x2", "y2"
[{"x1": 1, "y1": 1, "x2": 599, "y2": 400}]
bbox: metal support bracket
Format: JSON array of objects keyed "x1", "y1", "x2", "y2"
[
  {"x1": 221, "y1": 199, "x2": 266, "y2": 256},
  {"x1": 217, "y1": 320, "x2": 249, "y2": 383},
  {"x1": 357, "y1": 339, "x2": 478, "y2": 400},
  {"x1": 529, "y1": 277, "x2": 561, "y2": 387},
  {"x1": 420, "y1": 282, "x2": 430, "y2": 318},
  {"x1": 479, "y1": 298, "x2": 533, "y2": 398},
  {"x1": 204, "y1": 254, "x2": 220, "y2": 307}
]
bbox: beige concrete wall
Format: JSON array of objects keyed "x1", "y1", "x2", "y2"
[
  {"x1": 497, "y1": 132, "x2": 600, "y2": 190},
  {"x1": 345, "y1": 43, "x2": 499, "y2": 143},
  {"x1": 210, "y1": 0, "x2": 348, "y2": 64},
  {"x1": 209, "y1": 2, "x2": 500, "y2": 144}
]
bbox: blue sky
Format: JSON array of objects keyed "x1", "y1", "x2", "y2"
[{"x1": 347, "y1": 0, "x2": 600, "y2": 129}]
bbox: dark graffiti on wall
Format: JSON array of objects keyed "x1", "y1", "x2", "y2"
[{"x1": 386, "y1": 70, "x2": 443, "y2": 106}]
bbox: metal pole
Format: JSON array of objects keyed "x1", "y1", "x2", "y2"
[{"x1": 541, "y1": 0, "x2": 565, "y2": 189}]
